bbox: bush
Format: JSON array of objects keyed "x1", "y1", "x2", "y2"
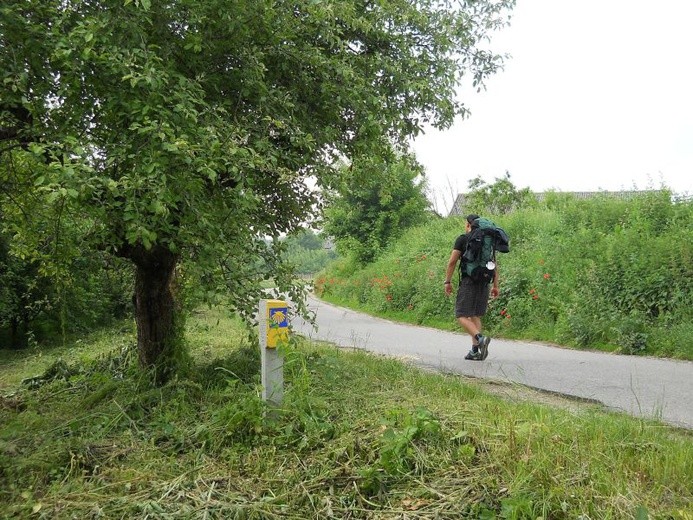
[{"x1": 317, "y1": 193, "x2": 693, "y2": 359}]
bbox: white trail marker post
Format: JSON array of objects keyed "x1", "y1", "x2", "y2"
[{"x1": 259, "y1": 299, "x2": 289, "y2": 406}]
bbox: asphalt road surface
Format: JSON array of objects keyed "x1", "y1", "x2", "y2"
[{"x1": 291, "y1": 295, "x2": 693, "y2": 430}]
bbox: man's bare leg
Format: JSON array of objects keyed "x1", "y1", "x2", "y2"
[
  {"x1": 458, "y1": 316, "x2": 489, "y2": 360},
  {"x1": 457, "y1": 316, "x2": 482, "y2": 345}
]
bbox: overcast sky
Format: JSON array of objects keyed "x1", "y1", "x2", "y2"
[{"x1": 411, "y1": 0, "x2": 693, "y2": 212}]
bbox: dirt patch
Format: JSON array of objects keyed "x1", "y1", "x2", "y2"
[
  {"x1": 375, "y1": 352, "x2": 606, "y2": 416},
  {"x1": 469, "y1": 377, "x2": 606, "y2": 415}
]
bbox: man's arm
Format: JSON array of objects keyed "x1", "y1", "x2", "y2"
[
  {"x1": 444, "y1": 249, "x2": 461, "y2": 296},
  {"x1": 491, "y1": 259, "x2": 500, "y2": 298}
]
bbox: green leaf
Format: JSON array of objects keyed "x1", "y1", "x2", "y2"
[
  {"x1": 151, "y1": 200, "x2": 165, "y2": 214},
  {"x1": 635, "y1": 506, "x2": 649, "y2": 520},
  {"x1": 28, "y1": 143, "x2": 45, "y2": 156}
]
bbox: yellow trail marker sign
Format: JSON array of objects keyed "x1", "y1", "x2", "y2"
[{"x1": 266, "y1": 300, "x2": 289, "y2": 348}]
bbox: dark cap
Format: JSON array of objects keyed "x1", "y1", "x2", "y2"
[{"x1": 466, "y1": 214, "x2": 480, "y2": 226}]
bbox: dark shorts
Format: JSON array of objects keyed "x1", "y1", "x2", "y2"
[{"x1": 455, "y1": 277, "x2": 490, "y2": 318}]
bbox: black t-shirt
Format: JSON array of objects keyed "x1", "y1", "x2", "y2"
[
  {"x1": 453, "y1": 233, "x2": 468, "y2": 253},
  {"x1": 453, "y1": 233, "x2": 469, "y2": 277}
]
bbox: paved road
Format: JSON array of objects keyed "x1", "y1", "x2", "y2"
[{"x1": 291, "y1": 295, "x2": 693, "y2": 430}]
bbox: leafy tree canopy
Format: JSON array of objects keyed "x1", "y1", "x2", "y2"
[
  {"x1": 465, "y1": 172, "x2": 535, "y2": 215},
  {"x1": 1, "y1": 0, "x2": 515, "y2": 374},
  {"x1": 0, "y1": 153, "x2": 133, "y2": 348},
  {"x1": 282, "y1": 228, "x2": 337, "y2": 276},
  {"x1": 324, "y1": 152, "x2": 431, "y2": 264},
  {"x1": 285, "y1": 228, "x2": 326, "y2": 253}
]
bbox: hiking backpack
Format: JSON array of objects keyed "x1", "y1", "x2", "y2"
[{"x1": 461, "y1": 217, "x2": 510, "y2": 283}]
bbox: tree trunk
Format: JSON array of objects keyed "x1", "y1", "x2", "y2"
[{"x1": 130, "y1": 245, "x2": 181, "y2": 381}]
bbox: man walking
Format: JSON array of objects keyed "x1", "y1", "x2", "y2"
[{"x1": 444, "y1": 214, "x2": 499, "y2": 360}]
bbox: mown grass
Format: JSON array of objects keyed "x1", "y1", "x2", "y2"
[{"x1": 1, "y1": 308, "x2": 692, "y2": 519}]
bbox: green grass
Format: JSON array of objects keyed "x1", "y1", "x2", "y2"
[
  {"x1": 1, "y1": 308, "x2": 692, "y2": 519},
  {"x1": 0, "y1": 322, "x2": 136, "y2": 392}
]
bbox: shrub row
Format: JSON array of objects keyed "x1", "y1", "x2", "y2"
[{"x1": 317, "y1": 192, "x2": 693, "y2": 359}]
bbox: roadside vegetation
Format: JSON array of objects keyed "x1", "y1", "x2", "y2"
[
  {"x1": 283, "y1": 229, "x2": 337, "y2": 278},
  {"x1": 1, "y1": 308, "x2": 691, "y2": 519},
  {"x1": 317, "y1": 188, "x2": 693, "y2": 360}
]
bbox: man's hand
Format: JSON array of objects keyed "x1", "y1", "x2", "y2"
[
  {"x1": 444, "y1": 282, "x2": 452, "y2": 296},
  {"x1": 490, "y1": 286, "x2": 499, "y2": 299}
]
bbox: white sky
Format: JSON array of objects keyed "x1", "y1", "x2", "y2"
[{"x1": 411, "y1": 0, "x2": 693, "y2": 212}]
